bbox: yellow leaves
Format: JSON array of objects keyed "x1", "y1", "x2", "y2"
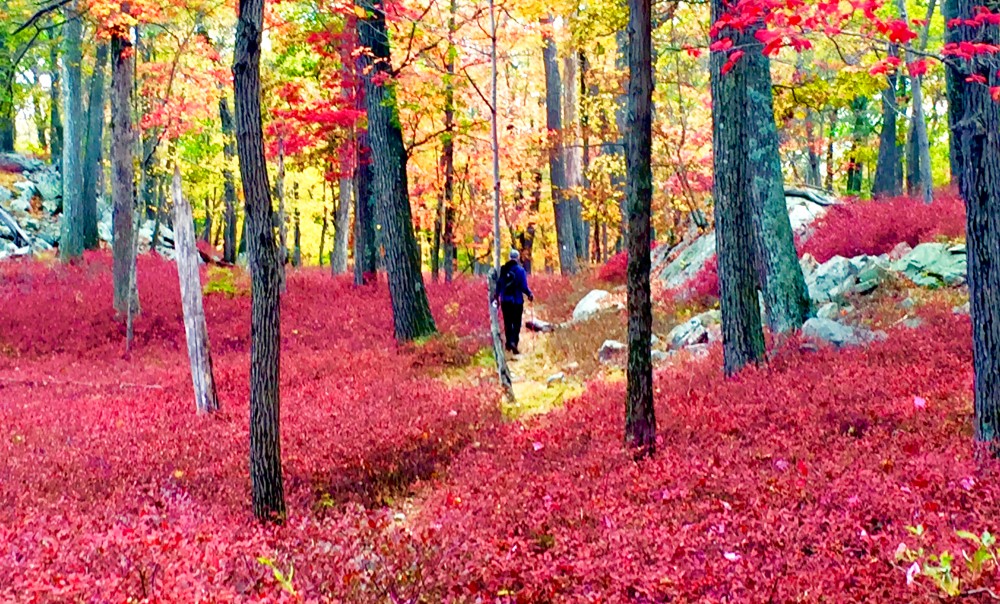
[
  {"x1": 353, "y1": 5, "x2": 367, "y2": 18},
  {"x1": 173, "y1": 469, "x2": 185, "y2": 479}
]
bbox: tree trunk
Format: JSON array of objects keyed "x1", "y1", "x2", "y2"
[
  {"x1": 824, "y1": 109, "x2": 837, "y2": 192},
  {"x1": 171, "y1": 166, "x2": 219, "y2": 414},
  {"x1": 541, "y1": 17, "x2": 578, "y2": 275},
  {"x1": 358, "y1": 0, "x2": 437, "y2": 341},
  {"x1": 0, "y1": 27, "x2": 14, "y2": 153},
  {"x1": 275, "y1": 142, "x2": 287, "y2": 291},
  {"x1": 292, "y1": 207, "x2": 302, "y2": 267},
  {"x1": 111, "y1": 31, "x2": 138, "y2": 315},
  {"x1": 625, "y1": 0, "x2": 656, "y2": 455},
  {"x1": 49, "y1": 33, "x2": 63, "y2": 168},
  {"x1": 951, "y1": 0, "x2": 1000, "y2": 453},
  {"x1": 59, "y1": 1, "x2": 85, "y2": 260},
  {"x1": 845, "y1": 97, "x2": 866, "y2": 195},
  {"x1": 82, "y1": 44, "x2": 108, "y2": 250},
  {"x1": 873, "y1": 44, "x2": 903, "y2": 199},
  {"x1": 562, "y1": 50, "x2": 587, "y2": 262},
  {"x1": 442, "y1": 0, "x2": 457, "y2": 283},
  {"x1": 805, "y1": 110, "x2": 822, "y2": 188},
  {"x1": 318, "y1": 181, "x2": 328, "y2": 267},
  {"x1": 746, "y1": 24, "x2": 810, "y2": 334},
  {"x1": 331, "y1": 177, "x2": 351, "y2": 273},
  {"x1": 234, "y1": 0, "x2": 286, "y2": 522},
  {"x1": 220, "y1": 95, "x2": 239, "y2": 263},
  {"x1": 151, "y1": 174, "x2": 164, "y2": 252},
  {"x1": 896, "y1": 0, "x2": 935, "y2": 204},
  {"x1": 710, "y1": 0, "x2": 766, "y2": 376},
  {"x1": 943, "y1": 0, "x2": 965, "y2": 185},
  {"x1": 488, "y1": 0, "x2": 516, "y2": 404},
  {"x1": 353, "y1": 133, "x2": 377, "y2": 285}
]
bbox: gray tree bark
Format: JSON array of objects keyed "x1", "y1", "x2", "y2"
[
  {"x1": 111, "y1": 31, "x2": 138, "y2": 316},
  {"x1": 358, "y1": 0, "x2": 437, "y2": 341},
  {"x1": 59, "y1": 2, "x2": 85, "y2": 261},
  {"x1": 541, "y1": 17, "x2": 578, "y2": 275},
  {"x1": 234, "y1": 0, "x2": 286, "y2": 521},
  {"x1": 873, "y1": 44, "x2": 903, "y2": 199},
  {"x1": 625, "y1": 0, "x2": 656, "y2": 455},
  {"x1": 275, "y1": 142, "x2": 287, "y2": 291},
  {"x1": 82, "y1": 44, "x2": 108, "y2": 250},
  {"x1": 562, "y1": 50, "x2": 587, "y2": 261},
  {"x1": 896, "y1": 0, "x2": 935, "y2": 204},
  {"x1": 711, "y1": 0, "x2": 766, "y2": 375},
  {"x1": 951, "y1": 0, "x2": 1000, "y2": 453},
  {"x1": 746, "y1": 25, "x2": 811, "y2": 334},
  {"x1": 171, "y1": 166, "x2": 219, "y2": 414},
  {"x1": 331, "y1": 177, "x2": 351, "y2": 273},
  {"x1": 49, "y1": 32, "x2": 63, "y2": 168},
  {"x1": 220, "y1": 95, "x2": 239, "y2": 263}
]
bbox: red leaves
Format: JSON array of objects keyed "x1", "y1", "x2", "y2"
[
  {"x1": 883, "y1": 18, "x2": 918, "y2": 44},
  {"x1": 907, "y1": 59, "x2": 929, "y2": 77},
  {"x1": 721, "y1": 50, "x2": 745, "y2": 75},
  {"x1": 799, "y1": 192, "x2": 967, "y2": 263}
]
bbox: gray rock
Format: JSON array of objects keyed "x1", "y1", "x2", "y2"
[
  {"x1": 853, "y1": 255, "x2": 892, "y2": 294},
  {"x1": 802, "y1": 318, "x2": 887, "y2": 348},
  {"x1": 572, "y1": 289, "x2": 611, "y2": 322},
  {"x1": 667, "y1": 317, "x2": 709, "y2": 350},
  {"x1": 652, "y1": 350, "x2": 670, "y2": 364},
  {"x1": 953, "y1": 301, "x2": 970, "y2": 316},
  {"x1": 526, "y1": 318, "x2": 556, "y2": 333},
  {"x1": 562, "y1": 361, "x2": 580, "y2": 373},
  {"x1": 0, "y1": 153, "x2": 45, "y2": 173},
  {"x1": 807, "y1": 255, "x2": 858, "y2": 303},
  {"x1": 816, "y1": 302, "x2": 841, "y2": 320},
  {"x1": 0, "y1": 185, "x2": 11, "y2": 205},
  {"x1": 891, "y1": 242, "x2": 967, "y2": 288},
  {"x1": 659, "y1": 232, "x2": 716, "y2": 290},
  {"x1": 598, "y1": 339, "x2": 626, "y2": 363},
  {"x1": 900, "y1": 297, "x2": 917, "y2": 310},
  {"x1": 799, "y1": 253, "x2": 820, "y2": 279},
  {"x1": 546, "y1": 372, "x2": 565, "y2": 386},
  {"x1": 902, "y1": 317, "x2": 924, "y2": 329},
  {"x1": 30, "y1": 169, "x2": 61, "y2": 210}
]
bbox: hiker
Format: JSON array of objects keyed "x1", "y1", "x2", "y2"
[{"x1": 496, "y1": 249, "x2": 534, "y2": 355}]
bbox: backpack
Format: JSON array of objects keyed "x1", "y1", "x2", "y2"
[{"x1": 498, "y1": 263, "x2": 519, "y2": 299}]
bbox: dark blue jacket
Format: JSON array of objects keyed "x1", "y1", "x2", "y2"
[{"x1": 497, "y1": 260, "x2": 533, "y2": 305}]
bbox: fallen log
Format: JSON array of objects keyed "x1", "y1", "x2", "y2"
[{"x1": 0, "y1": 206, "x2": 33, "y2": 248}]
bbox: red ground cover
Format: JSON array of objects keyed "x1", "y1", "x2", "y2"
[
  {"x1": 416, "y1": 304, "x2": 998, "y2": 602},
  {"x1": 1, "y1": 253, "x2": 994, "y2": 601},
  {"x1": 0, "y1": 254, "x2": 504, "y2": 601},
  {"x1": 800, "y1": 191, "x2": 967, "y2": 263}
]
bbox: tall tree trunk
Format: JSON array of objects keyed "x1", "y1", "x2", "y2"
[
  {"x1": 562, "y1": 50, "x2": 587, "y2": 261},
  {"x1": 59, "y1": 2, "x2": 85, "y2": 260},
  {"x1": 625, "y1": 0, "x2": 656, "y2": 454},
  {"x1": 805, "y1": 110, "x2": 822, "y2": 187},
  {"x1": 318, "y1": 188, "x2": 328, "y2": 267},
  {"x1": 873, "y1": 44, "x2": 903, "y2": 199},
  {"x1": 358, "y1": 0, "x2": 437, "y2": 341},
  {"x1": 234, "y1": 0, "x2": 286, "y2": 522},
  {"x1": 896, "y1": 0, "x2": 935, "y2": 203},
  {"x1": 49, "y1": 33, "x2": 63, "y2": 167},
  {"x1": 220, "y1": 96, "x2": 239, "y2": 263},
  {"x1": 331, "y1": 177, "x2": 351, "y2": 273},
  {"x1": 353, "y1": 133, "x2": 377, "y2": 285},
  {"x1": 711, "y1": 0, "x2": 766, "y2": 376},
  {"x1": 292, "y1": 207, "x2": 301, "y2": 267},
  {"x1": 951, "y1": 0, "x2": 1000, "y2": 453},
  {"x1": 275, "y1": 142, "x2": 287, "y2": 291},
  {"x1": 82, "y1": 44, "x2": 108, "y2": 250},
  {"x1": 746, "y1": 25, "x2": 811, "y2": 334},
  {"x1": 172, "y1": 166, "x2": 219, "y2": 414},
  {"x1": 845, "y1": 97, "x2": 866, "y2": 195},
  {"x1": 0, "y1": 27, "x2": 14, "y2": 153},
  {"x1": 581, "y1": 50, "x2": 597, "y2": 262},
  {"x1": 111, "y1": 31, "x2": 138, "y2": 315},
  {"x1": 442, "y1": 0, "x2": 457, "y2": 283},
  {"x1": 824, "y1": 109, "x2": 837, "y2": 192},
  {"x1": 488, "y1": 0, "x2": 516, "y2": 404},
  {"x1": 151, "y1": 173, "x2": 165, "y2": 252},
  {"x1": 541, "y1": 17, "x2": 578, "y2": 275},
  {"x1": 943, "y1": 0, "x2": 965, "y2": 185}
]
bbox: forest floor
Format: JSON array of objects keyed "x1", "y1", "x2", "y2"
[{"x1": 3, "y1": 194, "x2": 1000, "y2": 602}]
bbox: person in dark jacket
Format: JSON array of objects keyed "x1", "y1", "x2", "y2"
[{"x1": 496, "y1": 249, "x2": 534, "y2": 355}]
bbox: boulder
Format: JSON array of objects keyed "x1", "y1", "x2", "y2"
[
  {"x1": 953, "y1": 301, "x2": 970, "y2": 316},
  {"x1": 802, "y1": 318, "x2": 887, "y2": 348},
  {"x1": 806, "y1": 255, "x2": 858, "y2": 303},
  {"x1": 852, "y1": 255, "x2": 892, "y2": 294},
  {"x1": 816, "y1": 302, "x2": 841, "y2": 320},
  {"x1": 0, "y1": 153, "x2": 45, "y2": 174},
  {"x1": 526, "y1": 318, "x2": 556, "y2": 333},
  {"x1": 666, "y1": 309, "x2": 720, "y2": 350},
  {"x1": 572, "y1": 290, "x2": 611, "y2": 322},
  {"x1": 30, "y1": 169, "x2": 61, "y2": 210},
  {"x1": 891, "y1": 242, "x2": 967, "y2": 288},
  {"x1": 598, "y1": 339, "x2": 626, "y2": 363},
  {"x1": 659, "y1": 232, "x2": 716, "y2": 290}
]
